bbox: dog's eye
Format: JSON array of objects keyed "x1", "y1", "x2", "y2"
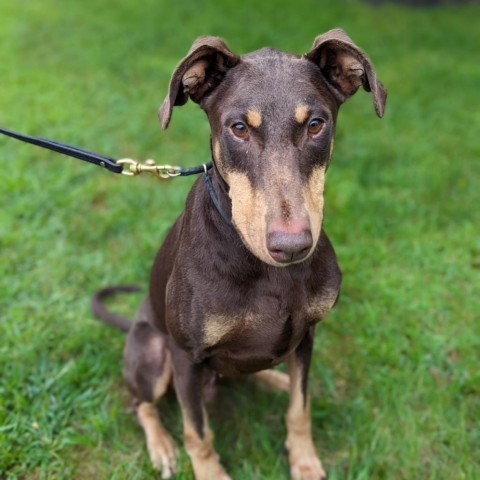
[
  {"x1": 307, "y1": 118, "x2": 324, "y2": 135},
  {"x1": 231, "y1": 122, "x2": 249, "y2": 139}
]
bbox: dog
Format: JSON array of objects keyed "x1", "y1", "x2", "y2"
[{"x1": 92, "y1": 28, "x2": 386, "y2": 480}]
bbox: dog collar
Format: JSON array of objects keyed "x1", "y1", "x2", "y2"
[{"x1": 202, "y1": 163, "x2": 233, "y2": 228}]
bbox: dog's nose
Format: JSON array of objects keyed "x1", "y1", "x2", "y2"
[{"x1": 267, "y1": 224, "x2": 313, "y2": 264}]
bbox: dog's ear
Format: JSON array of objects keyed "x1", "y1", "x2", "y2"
[
  {"x1": 159, "y1": 36, "x2": 240, "y2": 129},
  {"x1": 305, "y1": 28, "x2": 387, "y2": 117}
]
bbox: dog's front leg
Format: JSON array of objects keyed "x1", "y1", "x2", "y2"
[
  {"x1": 170, "y1": 344, "x2": 231, "y2": 480},
  {"x1": 286, "y1": 327, "x2": 327, "y2": 480}
]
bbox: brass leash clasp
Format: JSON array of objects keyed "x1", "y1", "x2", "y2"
[{"x1": 116, "y1": 158, "x2": 182, "y2": 179}]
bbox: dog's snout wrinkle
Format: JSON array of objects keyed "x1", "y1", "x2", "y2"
[{"x1": 281, "y1": 199, "x2": 292, "y2": 221}]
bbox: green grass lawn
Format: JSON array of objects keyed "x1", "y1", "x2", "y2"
[{"x1": 1, "y1": 1, "x2": 479, "y2": 479}]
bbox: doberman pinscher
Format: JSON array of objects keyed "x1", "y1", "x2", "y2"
[{"x1": 92, "y1": 28, "x2": 386, "y2": 480}]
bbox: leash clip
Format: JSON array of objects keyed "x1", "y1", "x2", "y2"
[{"x1": 117, "y1": 158, "x2": 182, "y2": 179}]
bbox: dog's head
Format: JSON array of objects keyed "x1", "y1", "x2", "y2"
[{"x1": 160, "y1": 29, "x2": 386, "y2": 267}]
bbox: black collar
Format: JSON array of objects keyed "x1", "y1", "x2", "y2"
[{"x1": 202, "y1": 163, "x2": 233, "y2": 228}]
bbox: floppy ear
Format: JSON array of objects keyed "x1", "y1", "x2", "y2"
[
  {"x1": 159, "y1": 36, "x2": 240, "y2": 129},
  {"x1": 305, "y1": 28, "x2": 387, "y2": 117}
]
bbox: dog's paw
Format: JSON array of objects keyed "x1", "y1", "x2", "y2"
[
  {"x1": 147, "y1": 432, "x2": 179, "y2": 479},
  {"x1": 286, "y1": 439, "x2": 327, "y2": 480},
  {"x1": 289, "y1": 453, "x2": 327, "y2": 480},
  {"x1": 192, "y1": 455, "x2": 232, "y2": 480},
  {"x1": 194, "y1": 467, "x2": 232, "y2": 480}
]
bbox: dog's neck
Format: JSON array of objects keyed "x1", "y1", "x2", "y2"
[{"x1": 207, "y1": 158, "x2": 234, "y2": 227}]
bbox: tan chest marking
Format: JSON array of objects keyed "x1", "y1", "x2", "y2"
[
  {"x1": 306, "y1": 287, "x2": 338, "y2": 320},
  {"x1": 203, "y1": 314, "x2": 238, "y2": 346},
  {"x1": 203, "y1": 311, "x2": 272, "y2": 347}
]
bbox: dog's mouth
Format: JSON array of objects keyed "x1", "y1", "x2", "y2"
[{"x1": 268, "y1": 247, "x2": 311, "y2": 264}]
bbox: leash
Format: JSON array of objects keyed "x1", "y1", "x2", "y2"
[
  {"x1": 0, "y1": 126, "x2": 232, "y2": 225},
  {"x1": 0, "y1": 127, "x2": 210, "y2": 178}
]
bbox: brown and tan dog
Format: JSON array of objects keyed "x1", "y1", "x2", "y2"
[{"x1": 92, "y1": 28, "x2": 386, "y2": 480}]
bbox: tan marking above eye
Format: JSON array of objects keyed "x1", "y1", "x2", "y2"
[
  {"x1": 246, "y1": 109, "x2": 262, "y2": 128},
  {"x1": 294, "y1": 104, "x2": 310, "y2": 124}
]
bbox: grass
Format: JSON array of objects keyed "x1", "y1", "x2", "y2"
[{"x1": 0, "y1": 0, "x2": 479, "y2": 478}]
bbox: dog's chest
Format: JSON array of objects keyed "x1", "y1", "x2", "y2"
[{"x1": 197, "y1": 287, "x2": 337, "y2": 375}]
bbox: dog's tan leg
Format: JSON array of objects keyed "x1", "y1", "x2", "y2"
[
  {"x1": 181, "y1": 404, "x2": 231, "y2": 480},
  {"x1": 137, "y1": 402, "x2": 178, "y2": 479},
  {"x1": 135, "y1": 347, "x2": 178, "y2": 479},
  {"x1": 172, "y1": 346, "x2": 230, "y2": 480},
  {"x1": 253, "y1": 369, "x2": 290, "y2": 392},
  {"x1": 285, "y1": 327, "x2": 327, "y2": 480}
]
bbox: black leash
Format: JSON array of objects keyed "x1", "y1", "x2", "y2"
[
  {"x1": 0, "y1": 126, "x2": 232, "y2": 225},
  {"x1": 0, "y1": 127, "x2": 211, "y2": 177},
  {"x1": 0, "y1": 127, "x2": 124, "y2": 173}
]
